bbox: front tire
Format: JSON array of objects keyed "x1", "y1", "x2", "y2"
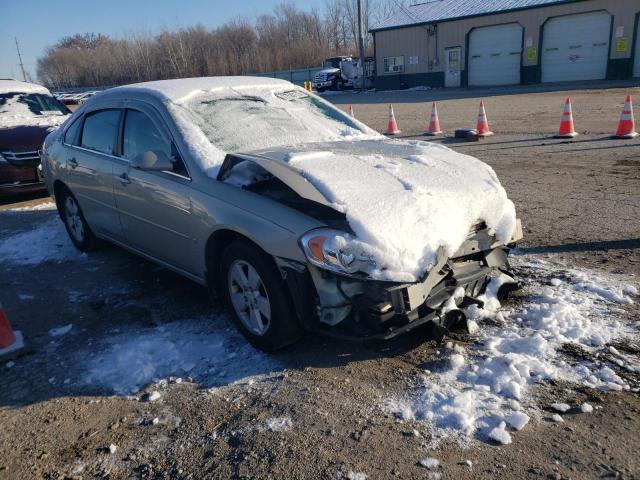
[
  {"x1": 59, "y1": 186, "x2": 101, "y2": 251},
  {"x1": 220, "y1": 241, "x2": 301, "y2": 352}
]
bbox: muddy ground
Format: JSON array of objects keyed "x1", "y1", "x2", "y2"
[{"x1": 1, "y1": 82, "x2": 639, "y2": 479}]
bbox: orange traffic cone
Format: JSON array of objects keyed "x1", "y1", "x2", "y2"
[
  {"x1": 385, "y1": 104, "x2": 401, "y2": 135},
  {"x1": 614, "y1": 95, "x2": 638, "y2": 139},
  {"x1": 476, "y1": 100, "x2": 493, "y2": 137},
  {"x1": 0, "y1": 302, "x2": 24, "y2": 357},
  {"x1": 556, "y1": 97, "x2": 578, "y2": 138},
  {"x1": 425, "y1": 102, "x2": 442, "y2": 135},
  {"x1": 349, "y1": 104, "x2": 355, "y2": 118}
]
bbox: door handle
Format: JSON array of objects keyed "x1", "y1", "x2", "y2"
[
  {"x1": 68, "y1": 157, "x2": 78, "y2": 169},
  {"x1": 118, "y1": 172, "x2": 131, "y2": 185}
]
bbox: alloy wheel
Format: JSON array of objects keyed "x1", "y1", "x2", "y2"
[{"x1": 227, "y1": 259, "x2": 272, "y2": 336}]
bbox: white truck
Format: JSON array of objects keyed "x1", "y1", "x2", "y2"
[{"x1": 312, "y1": 56, "x2": 375, "y2": 92}]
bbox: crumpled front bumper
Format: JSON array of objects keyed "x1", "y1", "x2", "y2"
[{"x1": 279, "y1": 220, "x2": 522, "y2": 341}]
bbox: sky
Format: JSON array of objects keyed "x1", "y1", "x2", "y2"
[{"x1": 0, "y1": 0, "x2": 327, "y2": 82}]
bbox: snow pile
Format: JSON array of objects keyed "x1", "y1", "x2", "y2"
[
  {"x1": 81, "y1": 317, "x2": 277, "y2": 395},
  {"x1": 386, "y1": 255, "x2": 638, "y2": 444},
  {"x1": 0, "y1": 216, "x2": 84, "y2": 266},
  {"x1": 281, "y1": 139, "x2": 516, "y2": 281}
]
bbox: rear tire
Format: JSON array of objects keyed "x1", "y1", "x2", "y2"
[
  {"x1": 58, "y1": 186, "x2": 101, "y2": 252},
  {"x1": 220, "y1": 241, "x2": 301, "y2": 352}
]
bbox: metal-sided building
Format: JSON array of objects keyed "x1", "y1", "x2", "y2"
[{"x1": 370, "y1": 0, "x2": 640, "y2": 90}]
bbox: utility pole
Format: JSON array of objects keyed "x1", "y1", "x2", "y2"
[
  {"x1": 15, "y1": 37, "x2": 27, "y2": 82},
  {"x1": 356, "y1": 0, "x2": 366, "y2": 92}
]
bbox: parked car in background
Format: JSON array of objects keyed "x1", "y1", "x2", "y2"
[
  {"x1": 1, "y1": 79, "x2": 70, "y2": 196},
  {"x1": 42, "y1": 77, "x2": 521, "y2": 351}
]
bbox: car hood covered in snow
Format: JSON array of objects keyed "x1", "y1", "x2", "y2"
[{"x1": 231, "y1": 139, "x2": 518, "y2": 282}]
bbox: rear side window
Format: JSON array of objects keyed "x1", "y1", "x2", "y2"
[
  {"x1": 80, "y1": 109, "x2": 121, "y2": 155},
  {"x1": 122, "y1": 110, "x2": 171, "y2": 160},
  {"x1": 64, "y1": 117, "x2": 81, "y2": 145}
]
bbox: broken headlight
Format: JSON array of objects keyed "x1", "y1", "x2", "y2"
[{"x1": 299, "y1": 228, "x2": 375, "y2": 276}]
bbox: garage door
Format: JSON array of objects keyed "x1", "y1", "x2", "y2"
[
  {"x1": 468, "y1": 23, "x2": 523, "y2": 86},
  {"x1": 541, "y1": 11, "x2": 611, "y2": 82}
]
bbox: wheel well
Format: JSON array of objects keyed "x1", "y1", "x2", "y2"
[
  {"x1": 53, "y1": 180, "x2": 67, "y2": 214},
  {"x1": 205, "y1": 230, "x2": 270, "y2": 294}
]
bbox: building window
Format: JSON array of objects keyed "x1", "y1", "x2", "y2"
[{"x1": 383, "y1": 56, "x2": 405, "y2": 74}]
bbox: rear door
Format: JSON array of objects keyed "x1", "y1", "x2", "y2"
[
  {"x1": 64, "y1": 108, "x2": 125, "y2": 240},
  {"x1": 112, "y1": 106, "x2": 201, "y2": 274}
]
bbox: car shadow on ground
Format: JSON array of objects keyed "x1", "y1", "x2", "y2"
[{"x1": 0, "y1": 210, "x2": 441, "y2": 408}]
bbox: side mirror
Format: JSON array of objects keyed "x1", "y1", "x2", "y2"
[{"x1": 131, "y1": 150, "x2": 174, "y2": 171}]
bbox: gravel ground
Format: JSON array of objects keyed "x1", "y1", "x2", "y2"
[{"x1": 0, "y1": 82, "x2": 639, "y2": 479}]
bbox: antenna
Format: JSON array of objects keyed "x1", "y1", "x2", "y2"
[{"x1": 15, "y1": 37, "x2": 28, "y2": 82}]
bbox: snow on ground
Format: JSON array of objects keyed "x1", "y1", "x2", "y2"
[
  {"x1": 3, "y1": 201, "x2": 56, "y2": 213},
  {"x1": 386, "y1": 255, "x2": 639, "y2": 445},
  {"x1": 0, "y1": 215, "x2": 84, "y2": 266},
  {"x1": 79, "y1": 316, "x2": 278, "y2": 395}
]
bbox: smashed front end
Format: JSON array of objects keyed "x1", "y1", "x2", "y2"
[
  {"x1": 218, "y1": 149, "x2": 523, "y2": 341},
  {"x1": 279, "y1": 220, "x2": 523, "y2": 341}
]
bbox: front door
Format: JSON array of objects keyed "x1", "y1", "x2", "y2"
[
  {"x1": 445, "y1": 47, "x2": 462, "y2": 87},
  {"x1": 112, "y1": 108, "x2": 201, "y2": 275}
]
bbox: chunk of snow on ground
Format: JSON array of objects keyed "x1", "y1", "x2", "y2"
[
  {"x1": 4, "y1": 201, "x2": 56, "y2": 213},
  {"x1": 419, "y1": 458, "x2": 440, "y2": 469},
  {"x1": 0, "y1": 215, "x2": 83, "y2": 266},
  {"x1": 580, "y1": 403, "x2": 594, "y2": 413},
  {"x1": 265, "y1": 416, "x2": 292, "y2": 432},
  {"x1": 488, "y1": 422, "x2": 512, "y2": 445},
  {"x1": 5, "y1": 361, "x2": 15, "y2": 369},
  {"x1": 18, "y1": 294, "x2": 34, "y2": 301},
  {"x1": 49, "y1": 324, "x2": 73, "y2": 337},
  {"x1": 384, "y1": 255, "x2": 638, "y2": 445},
  {"x1": 79, "y1": 316, "x2": 277, "y2": 394},
  {"x1": 108, "y1": 444, "x2": 117, "y2": 454},
  {"x1": 463, "y1": 460, "x2": 473, "y2": 469},
  {"x1": 623, "y1": 285, "x2": 638, "y2": 296},
  {"x1": 505, "y1": 412, "x2": 529, "y2": 431},
  {"x1": 550, "y1": 278, "x2": 562, "y2": 286},
  {"x1": 551, "y1": 414, "x2": 564, "y2": 423},
  {"x1": 147, "y1": 391, "x2": 162, "y2": 402},
  {"x1": 346, "y1": 472, "x2": 367, "y2": 480},
  {"x1": 550, "y1": 402, "x2": 571, "y2": 413},
  {"x1": 449, "y1": 353, "x2": 465, "y2": 370}
]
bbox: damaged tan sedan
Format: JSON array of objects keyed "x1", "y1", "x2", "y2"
[{"x1": 42, "y1": 77, "x2": 522, "y2": 351}]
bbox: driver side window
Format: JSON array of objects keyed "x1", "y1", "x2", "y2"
[
  {"x1": 122, "y1": 109, "x2": 188, "y2": 176},
  {"x1": 122, "y1": 110, "x2": 170, "y2": 160}
]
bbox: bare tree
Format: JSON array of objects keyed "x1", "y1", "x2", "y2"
[{"x1": 37, "y1": 1, "x2": 408, "y2": 88}]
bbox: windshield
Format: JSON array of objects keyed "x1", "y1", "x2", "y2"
[
  {"x1": 183, "y1": 88, "x2": 372, "y2": 153},
  {"x1": 323, "y1": 58, "x2": 342, "y2": 69},
  {"x1": 0, "y1": 92, "x2": 70, "y2": 117}
]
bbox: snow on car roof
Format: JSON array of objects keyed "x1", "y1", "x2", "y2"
[
  {"x1": 0, "y1": 80, "x2": 50, "y2": 95},
  {"x1": 113, "y1": 76, "x2": 293, "y2": 104}
]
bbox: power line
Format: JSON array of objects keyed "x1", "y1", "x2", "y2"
[{"x1": 14, "y1": 37, "x2": 27, "y2": 82}]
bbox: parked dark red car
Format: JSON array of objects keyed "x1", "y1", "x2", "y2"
[{"x1": 0, "y1": 80, "x2": 70, "y2": 197}]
